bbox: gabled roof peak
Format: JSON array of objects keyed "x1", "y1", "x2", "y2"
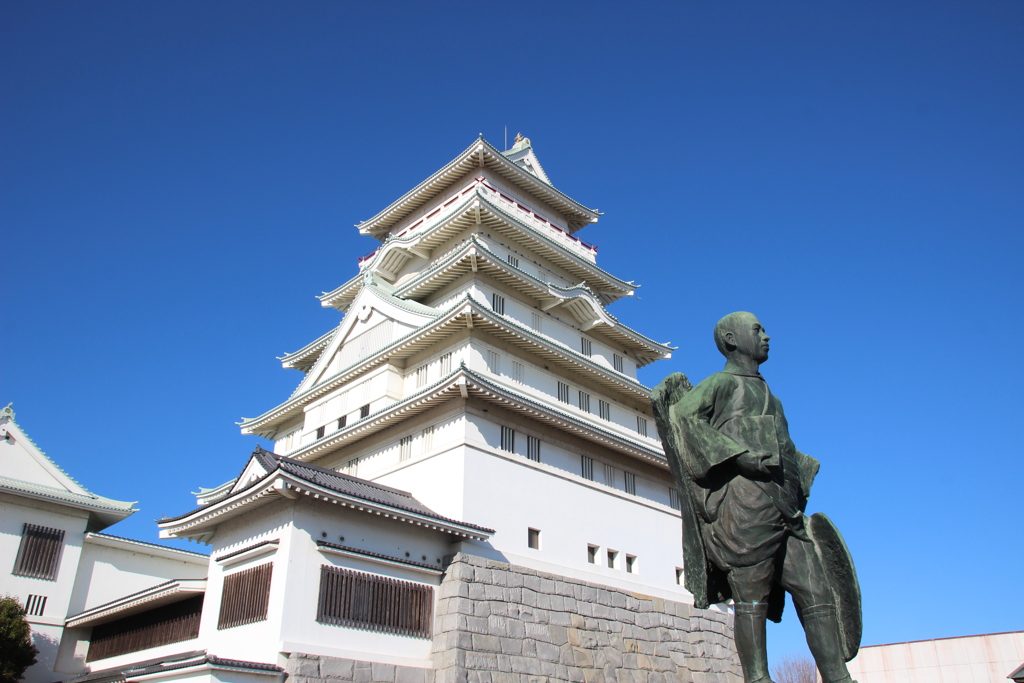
[
  {"x1": 357, "y1": 137, "x2": 599, "y2": 240},
  {"x1": 502, "y1": 133, "x2": 551, "y2": 185},
  {"x1": 0, "y1": 403, "x2": 136, "y2": 528}
]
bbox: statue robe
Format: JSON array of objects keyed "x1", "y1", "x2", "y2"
[{"x1": 651, "y1": 367, "x2": 820, "y2": 621}]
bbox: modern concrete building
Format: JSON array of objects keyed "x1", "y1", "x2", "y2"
[
  {"x1": 6, "y1": 137, "x2": 743, "y2": 683},
  {"x1": 845, "y1": 630, "x2": 1024, "y2": 683}
]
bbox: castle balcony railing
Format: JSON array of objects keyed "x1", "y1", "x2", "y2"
[
  {"x1": 357, "y1": 178, "x2": 599, "y2": 270},
  {"x1": 475, "y1": 178, "x2": 598, "y2": 263}
]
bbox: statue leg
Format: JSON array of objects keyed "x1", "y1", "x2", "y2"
[
  {"x1": 728, "y1": 561, "x2": 776, "y2": 683},
  {"x1": 779, "y1": 537, "x2": 855, "y2": 683}
]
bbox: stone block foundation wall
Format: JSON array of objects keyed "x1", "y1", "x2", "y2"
[
  {"x1": 284, "y1": 552, "x2": 741, "y2": 683},
  {"x1": 432, "y1": 553, "x2": 741, "y2": 683},
  {"x1": 284, "y1": 654, "x2": 433, "y2": 683}
]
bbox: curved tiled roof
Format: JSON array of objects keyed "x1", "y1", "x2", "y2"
[
  {"x1": 0, "y1": 476, "x2": 136, "y2": 514},
  {"x1": 161, "y1": 446, "x2": 494, "y2": 536},
  {"x1": 357, "y1": 137, "x2": 599, "y2": 238}
]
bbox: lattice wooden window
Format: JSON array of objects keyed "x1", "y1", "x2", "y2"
[
  {"x1": 88, "y1": 596, "x2": 202, "y2": 662},
  {"x1": 12, "y1": 524, "x2": 65, "y2": 581},
  {"x1": 317, "y1": 565, "x2": 433, "y2": 638},
  {"x1": 218, "y1": 563, "x2": 273, "y2": 629}
]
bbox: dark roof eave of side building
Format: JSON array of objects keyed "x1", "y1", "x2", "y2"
[{"x1": 159, "y1": 447, "x2": 493, "y2": 537}]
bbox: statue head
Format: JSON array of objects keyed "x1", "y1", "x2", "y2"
[{"x1": 714, "y1": 311, "x2": 770, "y2": 366}]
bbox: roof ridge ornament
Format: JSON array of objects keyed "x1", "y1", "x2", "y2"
[{"x1": 1, "y1": 402, "x2": 13, "y2": 420}]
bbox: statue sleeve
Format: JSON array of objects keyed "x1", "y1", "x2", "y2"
[
  {"x1": 672, "y1": 377, "x2": 748, "y2": 483},
  {"x1": 795, "y1": 450, "x2": 820, "y2": 499}
]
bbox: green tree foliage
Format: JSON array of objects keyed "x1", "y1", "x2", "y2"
[{"x1": 0, "y1": 596, "x2": 39, "y2": 683}]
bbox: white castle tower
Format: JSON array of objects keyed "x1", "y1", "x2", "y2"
[
  {"x1": 239, "y1": 135, "x2": 688, "y2": 595},
  {"x1": 49, "y1": 136, "x2": 740, "y2": 683}
]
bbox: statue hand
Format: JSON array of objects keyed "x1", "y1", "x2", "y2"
[{"x1": 736, "y1": 451, "x2": 772, "y2": 478}]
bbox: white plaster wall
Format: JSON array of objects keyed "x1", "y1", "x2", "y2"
[
  {"x1": 370, "y1": 411, "x2": 687, "y2": 603},
  {"x1": 69, "y1": 539, "x2": 208, "y2": 614},
  {"x1": 276, "y1": 502, "x2": 448, "y2": 667},
  {"x1": 374, "y1": 433, "x2": 467, "y2": 522},
  {"x1": 55, "y1": 537, "x2": 208, "y2": 675},
  {"x1": 196, "y1": 500, "x2": 294, "y2": 665},
  {"x1": 319, "y1": 407, "x2": 464, "y2": 482},
  {"x1": 0, "y1": 495, "x2": 89, "y2": 683},
  {"x1": 457, "y1": 442, "x2": 689, "y2": 601}
]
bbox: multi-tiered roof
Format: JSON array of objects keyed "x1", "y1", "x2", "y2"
[{"x1": 239, "y1": 135, "x2": 672, "y2": 472}]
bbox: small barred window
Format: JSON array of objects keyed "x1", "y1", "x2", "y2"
[
  {"x1": 526, "y1": 436, "x2": 541, "y2": 462},
  {"x1": 25, "y1": 594, "x2": 47, "y2": 616},
  {"x1": 581, "y1": 456, "x2": 594, "y2": 481},
  {"x1": 500, "y1": 426, "x2": 515, "y2": 453}
]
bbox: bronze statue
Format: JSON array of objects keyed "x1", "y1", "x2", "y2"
[{"x1": 651, "y1": 312, "x2": 861, "y2": 683}]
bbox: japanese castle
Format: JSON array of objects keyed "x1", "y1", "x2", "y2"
[{"x1": 4, "y1": 137, "x2": 741, "y2": 683}]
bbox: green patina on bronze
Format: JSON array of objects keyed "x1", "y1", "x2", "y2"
[{"x1": 651, "y1": 312, "x2": 861, "y2": 683}]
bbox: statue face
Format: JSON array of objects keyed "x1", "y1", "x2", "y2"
[{"x1": 726, "y1": 315, "x2": 771, "y2": 364}]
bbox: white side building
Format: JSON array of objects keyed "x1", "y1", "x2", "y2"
[{"x1": 0, "y1": 404, "x2": 209, "y2": 683}]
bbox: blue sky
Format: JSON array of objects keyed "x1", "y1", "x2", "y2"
[{"x1": 3, "y1": 1, "x2": 1022, "y2": 663}]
